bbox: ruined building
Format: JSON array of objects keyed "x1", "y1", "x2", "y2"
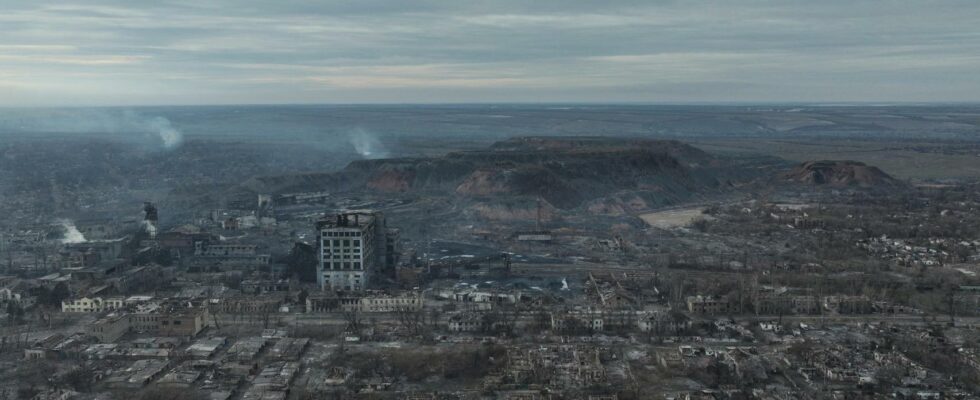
[{"x1": 316, "y1": 211, "x2": 399, "y2": 291}]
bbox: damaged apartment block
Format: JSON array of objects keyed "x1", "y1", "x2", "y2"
[{"x1": 315, "y1": 211, "x2": 400, "y2": 291}]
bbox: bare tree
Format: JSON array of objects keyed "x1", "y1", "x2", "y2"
[{"x1": 343, "y1": 308, "x2": 362, "y2": 335}]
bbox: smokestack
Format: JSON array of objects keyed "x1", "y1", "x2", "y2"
[
  {"x1": 336, "y1": 215, "x2": 342, "y2": 226},
  {"x1": 143, "y1": 202, "x2": 159, "y2": 222},
  {"x1": 354, "y1": 214, "x2": 359, "y2": 225}
]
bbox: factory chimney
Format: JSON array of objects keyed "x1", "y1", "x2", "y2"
[{"x1": 143, "y1": 202, "x2": 159, "y2": 222}]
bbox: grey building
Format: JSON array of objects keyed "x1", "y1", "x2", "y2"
[{"x1": 316, "y1": 211, "x2": 390, "y2": 291}]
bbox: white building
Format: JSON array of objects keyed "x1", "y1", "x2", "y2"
[
  {"x1": 62, "y1": 297, "x2": 125, "y2": 313},
  {"x1": 61, "y1": 295, "x2": 152, "y2": 313},
  {"x1": 316, "y1": 212, "x2": 379, "y2": 291},
  {"x1": 352, "y1": 292, "x2": 423, "y2": 313}
]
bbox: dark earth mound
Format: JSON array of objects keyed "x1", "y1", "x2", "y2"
[
  {"x1": 782, "y1": 160, "x2": 899, "y2": 187},
  {"x1": 244, "y1": 137, "x2": 770, "y2": 210}
]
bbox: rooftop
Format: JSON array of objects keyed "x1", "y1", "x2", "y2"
[{"x1": 317, "y1": 211, "x2": 378, "y2": 230}]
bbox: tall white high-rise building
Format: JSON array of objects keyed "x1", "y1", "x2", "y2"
[{"x1": 316, "y1": 211, "x2": 382, "y2": 291}]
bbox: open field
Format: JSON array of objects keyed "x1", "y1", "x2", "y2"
[
  {"x1": 689, "y1": 137, "x2": 980, "y2": 180},
  {"x1": 639, "y1": 207, "x2": 711, "y2": 229}
]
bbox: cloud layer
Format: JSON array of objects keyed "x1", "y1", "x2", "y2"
[{"x1": 1, "y1": 0, "x2": 979, "y2": 105}]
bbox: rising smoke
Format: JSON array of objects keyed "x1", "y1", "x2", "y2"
[
  {"x1": 348, "y1": 128, "x2": 389, "y2": 159},
  {"x1": 0, "y1": 109, "x2": 183, "y2": 150},
  {"x1": 141, "y1": 220, "x2": 158, "y2": 238},
  {"x1": 147, "y1": 116, "x2": 183, "y2": 150},
  {"x1": 57, "y1": 219, "x2": 86, "y2": 244}
]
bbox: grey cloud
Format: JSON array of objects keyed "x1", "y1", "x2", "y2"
[{"x1": 0, "y1": 0, "x2": 978, "y2": 105}]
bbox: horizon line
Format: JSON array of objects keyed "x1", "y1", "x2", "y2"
[{"x1": 4, "y1": 100, "x2": 980, "y2": 110}]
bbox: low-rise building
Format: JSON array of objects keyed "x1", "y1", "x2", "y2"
[
  {"x1": 155, "y1": 305, "x2": 210, "y2": 337},
  {"x1": 193, "y1": 242, "x2": 270, "y2": 266},
  {"x1": 62, "y1": 296, "x2": 125, "y2": 313},
  {"x1": 448, "y1": 313, "x2": 486, "y2": 332},
  {"x1": 352, "y1": 292, "x2": 423, "y2": 313},
  {"x1": 823, "y1": 295, "x2": 874, "y2": 314},
  {"x1": 104, "y1": 359, "x2": 168, "y2": 389},
  {"x1": 186, "y1": 337, "x2": 227, "y2": 359},
  {"x1": 687, "y1": 295, "x2": 740, "y2": 315},
  {"x1": 89, "y1": 314, "x2": 131, "y2": 343},
  {"x1": 225, "y1": 337, "x2": 267, "y2": 362},
  {"x1": 219, "y1": 295, "x2": 282, "y2": 314},
  {"x1": 23, "y1": 333, "x2": 66, "y2": 360},
  {"x1": 89, "y1": 302, "x2": 211, "y2": 339},
  {"x1": 638, "y1": 311, "x2": 691, "y2": 334},
  {"x1": 252, "y1": 361, "x2": 300, "y2": 391},
  {"x1": 306, "y1": 291, "x2": 423, "y2": 313},
  {"x1": 755, "y1": 294, "x2": 820, "y2": 315},
  {"x1": 241, "y1": 279, "x2": 292, "y2": 294},
  {"x1": 267, "y1": 338, "x2": 309, "y2": 361},
  {"x1": 552, "y1": 310, "x2": 604, "y2": 333}
]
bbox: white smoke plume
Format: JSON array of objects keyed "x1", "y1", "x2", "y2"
[
  {"x1": 348, "y1": 128, "x2": 389, "y2": 159},
  {"x1": 141, "y1": 220, "x2": 158, "y2": 239},
  {"x1": 0, "y1": 109, "x2": 184, "y2": 150},
  {"x1": 58, "y1": 219, "x2": 86, "y2": 244},
  {"x1": 147, "y1": 116, "x2": 183, "y2": 150}
]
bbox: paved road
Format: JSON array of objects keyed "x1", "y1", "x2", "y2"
[
  {"x1": 216, "y1": 311, "x2": 980, "y2": 330},
  {"x1": 742, "y1": 314, "x2": 980, "y2": 327}
]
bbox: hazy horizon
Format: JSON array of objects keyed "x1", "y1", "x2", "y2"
[{"x1": 5, "y1": 101, "x2": 980, "y2": 110}]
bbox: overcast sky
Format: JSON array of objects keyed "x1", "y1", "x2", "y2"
[{"x1": 1, "y1": 0, "x2": 979, "y2": 106}]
